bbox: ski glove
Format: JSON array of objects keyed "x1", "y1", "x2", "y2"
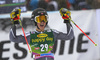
[
  {"x1": 10, "y1": 9, "x2": 21, "y2": 25},
  {"x1": 59, "y1": 8, "x2": 71, "y2": 23}
]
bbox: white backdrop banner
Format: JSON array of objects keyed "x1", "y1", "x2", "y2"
[
  {"x1": 96, "y1": 9, "x2": 100, "y2": 47},
  {"x1": 0, "y1": 9, "x2": 100, "y2": 60}
]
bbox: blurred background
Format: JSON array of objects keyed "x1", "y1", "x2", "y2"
[
  {"x1": 0, "y1": 0, "x2": 100, "y2": 14},
  {"x1": 0, "y1": 0, "x2": 100, "y2": 60},
  {"x1": 26, "y1": 0, "x2": 100, "y2": 11}
]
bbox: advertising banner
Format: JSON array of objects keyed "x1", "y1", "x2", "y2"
[
  {"x1": 0, "y1": 9, "x2": 100, "y2": 60},
  {"x1": 0, "y1": 0, "x2": 27, "y2": 14}
]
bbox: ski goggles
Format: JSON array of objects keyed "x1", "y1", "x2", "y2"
[{"x1": 35, "y1": 15, "x2": 48, "y2": 23}]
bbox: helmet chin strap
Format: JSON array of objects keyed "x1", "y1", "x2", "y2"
[
  {"x1": 37, "y1": 25, "x2": 40, "y2": 29},
  {"x1": 36, "y1": 25, "x2": 44, "y2": 32}
]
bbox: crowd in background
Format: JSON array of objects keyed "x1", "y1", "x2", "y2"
[
  {"x1": 26, "y1": 0, "x2": 58, "y2": 11},
  {"x1": 26, "y1": 0, "x2": 100, "y2": 11}
]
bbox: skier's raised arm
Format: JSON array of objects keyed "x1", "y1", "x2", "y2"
[
  {"x1": 53, "y1": 8, "x2": 74, "y2": 41},
  {"x1": 9, "y1": 9, "x2": 30, "y2": 43}
]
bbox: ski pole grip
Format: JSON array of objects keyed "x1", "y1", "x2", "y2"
[{"x1": 10, "y1": 9, "x2": 21, "y2": 24}]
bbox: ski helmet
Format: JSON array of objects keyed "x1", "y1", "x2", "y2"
[{"x1": 31, "y1": 8, "x2": 48, "y2": 26}]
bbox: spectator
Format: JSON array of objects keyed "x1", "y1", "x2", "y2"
[
  {"x1": 26, "y1": 0, "x2": 31, "y2": 10},
  {"x1": 29, "y1": 0, "x2": 39, "y2": 10},
  {"x1": 66, "y1": 0, "x2": 74, "y2": 10},
  {"x1": 68, "y1": 0, "x2": 76, "y2": 10},
  {"x1": 86, "y1": 0, "x2": 100, "y2": 9},
  {"x1": 45, "y1": 0, "x2": 58, "y2": 11},
  {"x1": 56, "y1": 0, "x2": 67, "y2": 10},
  {"x1": 76, "y1": 0, "x2": 91, "y2": 10},
  {"x1": 38, "y1": 0, "x2": 48, "y2": 10}
]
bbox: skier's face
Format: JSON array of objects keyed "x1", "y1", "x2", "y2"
[
  {"x1": 37, "y1": 21, "x2": 46, "y2": 31},
  {"x1": 36, "y1": 15, "x2": 47, "y2": 31}
]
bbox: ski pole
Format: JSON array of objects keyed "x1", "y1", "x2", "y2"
[
  {"x1": 10, "y1": 9, "x2": 31, "y2": 52},
  {"x1": 19, "y1": 19, "x2": 32, "y2": 53},
  {"x1": 65, "y1": 14, "x2": 97, "y2": 46}
]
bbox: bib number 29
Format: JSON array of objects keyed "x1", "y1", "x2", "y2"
[{"x1": 40, "y1": 44, "x2": 48, "y2": 52}]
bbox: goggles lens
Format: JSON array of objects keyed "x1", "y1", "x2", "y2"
[{"x1": 35, "y1": 15, "x2": 48, "y2": 23}]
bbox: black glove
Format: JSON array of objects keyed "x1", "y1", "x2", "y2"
[
  {"x1": 59, "y1": 8, "x2": 71, "y2": 23},
  {"x1": 10, "y1": 8, "x2": 21, "y2": 25}
]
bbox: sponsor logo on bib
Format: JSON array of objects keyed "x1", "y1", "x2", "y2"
[{"x1": 37, "y1": 33, "x2": 48, "y2": 38}]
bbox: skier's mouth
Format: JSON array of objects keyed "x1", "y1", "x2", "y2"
[{"x1": 40, "y1": 24, "x2": 44, "y2": 27}]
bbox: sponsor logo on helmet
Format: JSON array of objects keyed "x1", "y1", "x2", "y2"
[{"x1": 38, "y1": 11, "x2": 46, "y2": 13}]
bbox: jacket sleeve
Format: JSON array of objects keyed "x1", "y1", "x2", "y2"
[
  {"x1": 53, "y1": 23, "x2": 74, "y2": 41},
  {"x1": 9, "y1": 25, "x2": 30, "y2": 43}
]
